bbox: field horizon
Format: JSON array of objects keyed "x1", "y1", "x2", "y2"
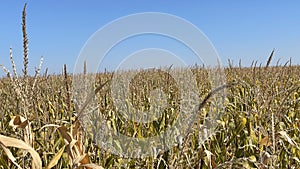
[{"x1": 0, "y1": 4, "x2": 299, "y2": 169}]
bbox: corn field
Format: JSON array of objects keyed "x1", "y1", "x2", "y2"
[{"x1": 0, "y1": 4, "x2": 299, "y2": 169}]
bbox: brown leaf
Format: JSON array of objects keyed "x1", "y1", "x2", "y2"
[
  {"x1": 9, "y1": 115, "x2": 29, "y2": 129},
  {"x1": 80, "y1": 153, "x2": 91, "y2": 165},
  {"x1": 58, "y1": 126, "x2": 72, "y2": 143},
  {"x1": 260, "y1": 135, "x2": 271, "y2": 147}
]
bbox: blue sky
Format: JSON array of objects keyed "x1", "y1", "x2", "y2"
[{"x1": 0, "y1": 1, "x2": 299, "y2": 75}]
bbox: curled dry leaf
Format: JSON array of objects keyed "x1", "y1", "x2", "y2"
[
  {"x1": 79, "y1": 153, "x2": 90, "y2": 166},
  {"x1": 0, "y1": 134, "x2": 42, "y2": 169},
  {"x1": 58, "y1": 126, "x2": 73, "y2": 143},
  {"x1": 9, "y1": 115, "x2": 29, "y2": 129},
  {"x1": 0, "y1": 143, "x2": 22, "y2": 169},
  {"x1": 278, "y1": 131, "x2": 300, "y2": 150},
  {"x1": 39, "y1": 124, "x2": 60, "y2": 132}
]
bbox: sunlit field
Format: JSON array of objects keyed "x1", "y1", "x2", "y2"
[{"x1": 0, "y1": 5, "x2": 299, "y2": 169}]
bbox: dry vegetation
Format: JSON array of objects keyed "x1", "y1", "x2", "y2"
[{"x1": 0, "y1": 4, "x2": 299, "y2": 169}]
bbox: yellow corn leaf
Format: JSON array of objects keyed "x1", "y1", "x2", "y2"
[
  {"x1": 292, "y1": 157, "x2": 300, "y2": 163},
  {"x1": 249, "y1": 128, "x2": 257, "y2": 144},
  {"x1": 46, "y1": 146, "x2": 65, "y2": 169},
  {"x1": 240, "y1": 116, "x2": 247, "y2": 126},
  {"x1": 81, "y1": 163, "x2": 105, "y2": 169},
  {"x1": 248, "y1": 155, "x2": 256, "y2": 162}
]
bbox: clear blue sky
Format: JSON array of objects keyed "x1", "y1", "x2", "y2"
[{"x1": 0, "y1": 1, "x2": 299, "y2": 75}]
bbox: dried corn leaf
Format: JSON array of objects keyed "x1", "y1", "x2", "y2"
[
  {"x1": 39, "y1": 124, "x2": 60, "y2": 132},
  {"x1": 0, "y1": 134, "x2": 42, "y2": 169},
  {"x1": 81, "y1": 163, "x2": 105, "y2": 169},
  {"x1": 0, "y1": 143, "x2": 22, "y2": 169},
  {"x1": 79, "y1": 153, "x2": 90, "y2": 165},
  {"x1": 9, "y1": 115, "x2": 29, "y2": 129},
  {"x1": 46, "y1": 146, "x2": 65, "y2": 169},
  {"x1": 74, "y1": 153, "x2": 86, "y2": 165},
  {"x1": 278, "y1": 131, "x2": 300, "y2": 150},
  {"x1": 58, "y1": 126, "x2": 72, "y2": 143}
]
